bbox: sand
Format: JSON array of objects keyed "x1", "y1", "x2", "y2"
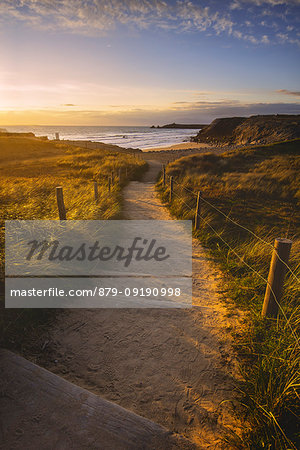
[
  {"x1": 141, "y1": 142, "x2": 227, "y2": 164},
  {"x1": 29, "y1": 161, "x2": 244, "y2": 449},
  {"x1": 144, "y1": 142, "x2": 212, "y2": 152}
]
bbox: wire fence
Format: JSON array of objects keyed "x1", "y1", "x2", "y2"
[
  {"x1": 55, "y1": 164, "x2": 141, "y2": 220},
  {"x1": 171, "y1": 188, "x2": 299, "y2": 341},
  {"x1": 171, "y1": 178, "x2": 300, "y2": 284},
  {"x1": 160, "y1": 165, "x2": 299, "y2": 336}
]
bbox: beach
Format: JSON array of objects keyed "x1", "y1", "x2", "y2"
[
  {"x1": 142, "y1": 141, "x2": 225, "y2": 164},
  {"x1": 144, "y1": 142, "x2": 212, "y2": 152},
  {"x1": 1, "y1": 0, "x2": 299, "y2": 445}
]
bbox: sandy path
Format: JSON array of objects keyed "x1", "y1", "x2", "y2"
[{"x1": 37, "y1": 161, "x2": 243, "y2": 449}]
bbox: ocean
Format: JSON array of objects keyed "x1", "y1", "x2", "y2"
[{"x1": 3, "y1": 125, "x2": 201, "y2": 150}]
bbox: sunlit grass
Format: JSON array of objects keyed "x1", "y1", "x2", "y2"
[
  {"x1": 157, "y1": 139, "x2": 300, "y2": 449},
  {"x1": 0, "y1": 134, "x2": 147, "y2": 350}
]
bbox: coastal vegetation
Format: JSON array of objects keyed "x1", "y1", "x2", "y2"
[
  {"x1": 0, "y1": 133, "x2": 147, "y2": 350},
  {"x1": 157, "y1": 139, "x2": 300, "y2": 449},
  {"x1": 193, "y1": 114, "x2": 300, "y2": 147}
]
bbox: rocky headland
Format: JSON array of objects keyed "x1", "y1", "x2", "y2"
[
  {"x1": 192, "y1": 114, "x2": 300, "y2": 146},
  {"x1": 151, "y1": 123, "x2": 207, "y2": 129}
]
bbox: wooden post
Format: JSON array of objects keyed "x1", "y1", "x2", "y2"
[
  {"x1": 55, "y1": 132, "x2": 59, "y2": 141},
  {"x1": 194, "y1": 191, "x2": 201, "y2": 230},
  {"x1": 169, "y1": 176, "x2": 173, "y2": 202},
  {"x1": 162, "y1": 165, "x2": 166, "y2": 187},
  {"x1": 262, "y1": 238, "x2": 292, "y2": 318},
  {"x1": 94, "y1": 181, "x2": 98, "y2": 201},
  {"x1": 56, "y1": 186, "x2": 66, "y2": 220},
  {"x1": 108, "y1": 177, "x2": 111, "y2": 192}
]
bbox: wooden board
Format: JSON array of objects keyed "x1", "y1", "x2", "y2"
[{"x1": 0, "y1": 349, "x2": 195, "y2": 449}]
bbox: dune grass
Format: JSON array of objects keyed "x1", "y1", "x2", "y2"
[
  {"x1": 0, "y1": 134, "x2": 147, "y2": 351},
  {"x1": 157, "y1": 139, "x2": 300, "y2": 449}
]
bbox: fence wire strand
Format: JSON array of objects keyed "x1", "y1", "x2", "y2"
[
  {"x1": 171, "y1": 178, "x2": 300, "y2": 284},
  {"x1": 171, "y1": 189, "x2": 299, "y2": 343}
]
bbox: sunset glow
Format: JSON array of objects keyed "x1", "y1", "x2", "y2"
[{"x1": 1, "y1": 0, "x2": 299, "y2": 125}]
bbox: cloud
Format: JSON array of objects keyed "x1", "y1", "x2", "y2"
[
  {"x1": 1, "y1": 101, "x2": 299, "y2": 126},
  {"x1": 170, "y1": 99, "x2": 242, "y2": 110},
  {"x1": 0, "y1": 1, "x2": 233, "y2": 36},
  {"x1": 0, "y1": 0, "x2": 299, "y2": 47},
  {"x1": 233, "y1": 30, "x2": 270, "y2": 44},
  {"x1": 63, "y1": 103, "x2": 76, "y2": 106},
  {"x1": 229, "y1": 1, "x2": 241, "y2": 10},
  {"x1": 230, "y1": 0, "x2": 300, "y2": 6},
  {"x1": 276, "y1": 89, "x2": 300, "y2": 96},
  {"x1": 261, "y1": 34, "x2": 270, "y2": 43}
]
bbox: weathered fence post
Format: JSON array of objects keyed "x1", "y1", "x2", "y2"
[
  {"x1": 55, "y1": 132, "x2": 60, "y2": 141},
  {"x1": 194, "y1": 191, "x2": 202, "y2": 230},
  {"x1": 108, "y1": 177, "x2": 111, "y2": 192},
  {"x1": 56, "y1": 186, "x2": 66, "y2": 220},
  {"x1": 94, "y1": 181, "x2": 98, "y2": 201},
  {"x1": 261, "y1": 238, "x2": 292, "y2": 318},
  {"x1": 169, "y1": 176, "x2": 173, "y2": 202},
  {"x1": 162, "y1": 165, "x2": 166, "y2": 187}
]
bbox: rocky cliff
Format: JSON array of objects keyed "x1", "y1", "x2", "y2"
[{"x1": 193, "y1": 114, "x2": 300, "y2": 146}]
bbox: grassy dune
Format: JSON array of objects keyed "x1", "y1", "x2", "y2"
[
  {"x1": 0, "y1": 134, "x2": 147, "y2": 349},
  {"x1": 157, "y1": 139, "x2": 300, "y2": 449}
]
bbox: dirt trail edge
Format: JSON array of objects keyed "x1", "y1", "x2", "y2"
[{"x1": 34, "y1": 161, "x2": 244, "y2": 449}]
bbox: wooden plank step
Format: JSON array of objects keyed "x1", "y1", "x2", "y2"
[{"x1": 0, "y1": 349, "x2": 195, "y2": 449}]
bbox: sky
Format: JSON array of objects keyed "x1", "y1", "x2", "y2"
[{"x1": 0, "y1": 0, "x2": 300, "y2": 126}]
